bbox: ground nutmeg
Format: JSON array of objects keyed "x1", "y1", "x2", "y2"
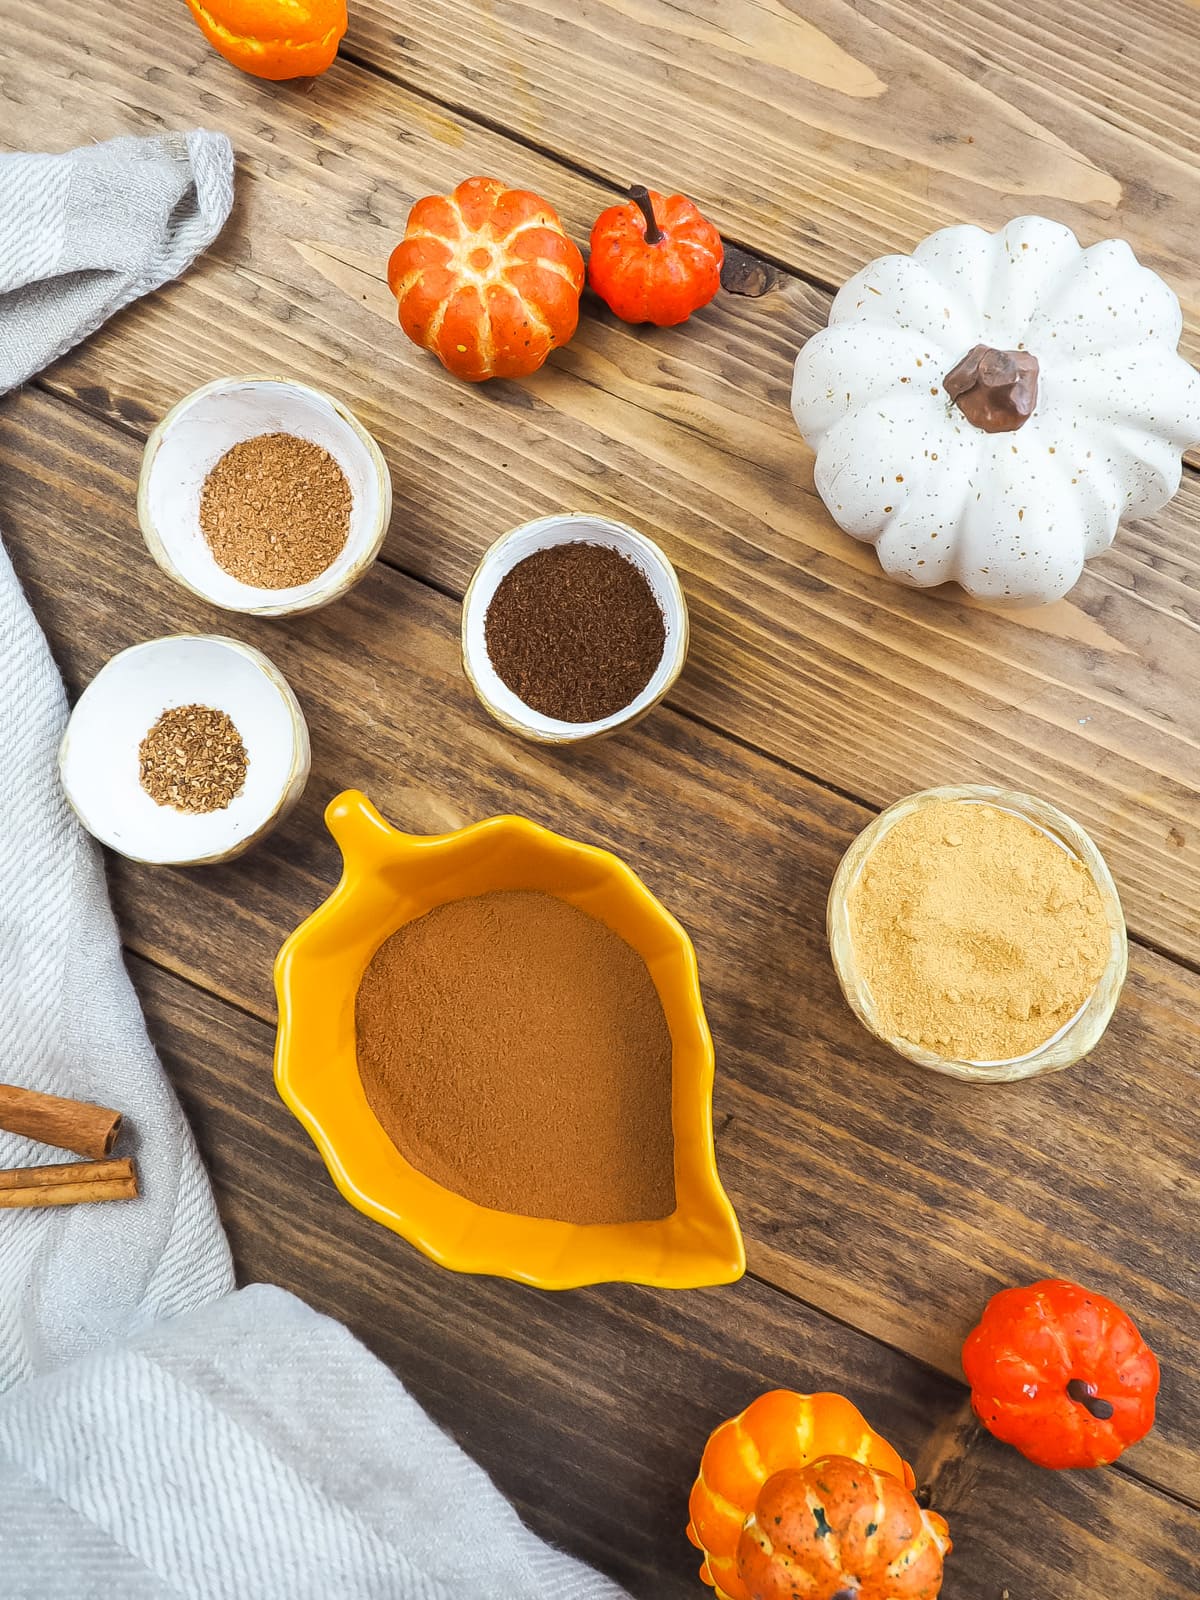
[
  {"x1": 847, "y1": 800, "x2": 1110, "y2": 1061},
  {"x1": 484, "y1": 542, "x2": 666, "y2": 722},
  {"x1": 200, "y1": 432, "x2": 351, "y2": 589},
  {"x1": 354, "y1": 889, "x2": 676, "y2": 1224}
]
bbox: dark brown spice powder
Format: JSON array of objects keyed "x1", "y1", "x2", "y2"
[
  {"x1": 200, "y1": 432, "x2": 352, "y2": 589},
  {"x1": 484, "y1": 542, "x2": 667, "y2": 722},
  {"x1": 354, "y1": 890, "x2": 676, "y2": 1224},
  {"x1": 138, "y1": 704, "x2": 248, "y2": 814}
]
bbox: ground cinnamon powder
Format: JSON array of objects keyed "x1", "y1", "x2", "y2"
[
  {"x1": 354, "y1": 890, "x2": 676, "y2": 1223},
  {"x1": 847, "y1": 801, "x2": 1110, "y2": 1061},
  {"x1": 199, "y1": 432, "x2": 351, "y2": 589}
]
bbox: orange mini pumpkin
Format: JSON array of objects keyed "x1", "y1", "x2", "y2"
[
  {"x1": 185, "y1": 0, "x2": 347, "y2": 80},
  {"x1": 962, "y1": 1277, "x2": 1159, "y2": 1469},
  {"x1": 588, "y1": 185, "x2": 723, "y2": 326},
  {"x1": 687, "y1": 1391, "x2": 917, "y2": 1600},
  {"x1": 387, "y1": 177, "x2": 585, "y2": 382},
  {"x1": 737, "y1": 1457, "x2": 951, "y2": 1600}
]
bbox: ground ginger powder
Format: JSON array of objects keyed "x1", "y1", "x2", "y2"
[{"x1": 847, "y1": 801, "x2": 1110, "y2": 1061}]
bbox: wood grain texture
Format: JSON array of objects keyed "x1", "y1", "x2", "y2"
[
  {"x1": 6, "y1": 0, "x2": 1200, "y2": 964},
  {"x1": 131, "y1": 952, "x2": 1200, "y2": 1600},
  {"x1": 3, "y1": 389, "x2": 1196, "y2": 1512},
  {"x1": 4, "y1": 4, "x2": 1200, "y2": 1586},
  {"x1": 347, "y1": 0, "x2": 1200, "y2": 364}
]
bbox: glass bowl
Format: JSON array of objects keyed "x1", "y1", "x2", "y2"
[{"x1": 827, "y1": 785, "x2": 1128, "y2": 1083}]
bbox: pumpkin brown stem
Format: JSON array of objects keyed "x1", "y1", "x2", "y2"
[
  {"x1": 629, "y1": 186, "x2": 663, "y2": 244},
  {"x1": 1066, "y1": 1378, "x2": 1116, "y2": 1421},
  {"x1": 831, "y1": 1591, "x2": 860, "y2": 1599},
  {"x1": 944, "y1": 344, "x2": 1039, "y2": 433}
]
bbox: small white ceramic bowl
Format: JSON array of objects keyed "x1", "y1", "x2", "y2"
[
  {"x1": 138, "y1": 376, "x2": 392, "y2": 617},
  {"x1": 60, "y1": 635, "x2": 311, "y2": 865},
  {"x1": 461, "y1": 513, "x2": 689, "y2": 744}
]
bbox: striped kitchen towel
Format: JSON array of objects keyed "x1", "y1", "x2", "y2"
[
  {"x1": 0, "y1": 129, "x2": 234, "y2": 394},
  {"x1": 0, "y1": 1284, "x2": 628, "y2": 1600}
]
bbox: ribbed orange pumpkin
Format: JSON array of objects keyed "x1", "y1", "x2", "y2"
[
  {"x1": 737, "y1": 1457, "x2": 951, "y2": 1600},
  {"x1": 185, "y1": 0, "x2": 347, "y2": 80},
  {"x1": 686, "y1": 1391, "x2": 917, "y2": 1600},
  {"x1": 387, "y1": 177, "x2": 585, "y2": 382}
]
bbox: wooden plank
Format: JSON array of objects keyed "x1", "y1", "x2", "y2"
[
  {"x1": 6, "y1": 1, "x2": 1200, "y2": 963},
  {"x1": 347, "y1": 0, "x2": 1200, "y2": 364},
  {"x1": 132, "y1": 952, "x2": 1200, "y2": 1600},
  {"x1": 3, "y1": 387, "x2": 1196, "y2": 1507}
]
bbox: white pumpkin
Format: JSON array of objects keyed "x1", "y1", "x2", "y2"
[{"x1": 791, "y1": 215, "x2": 1200, "y2": 605}]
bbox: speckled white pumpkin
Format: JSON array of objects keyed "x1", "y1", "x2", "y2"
[{"x1": 791, "y1": 215, "x2": 1200, "y2": 605}]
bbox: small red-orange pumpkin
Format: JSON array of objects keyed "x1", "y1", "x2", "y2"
[
  {"x1": 387, "y1": 176, "x2": 585, "y2": 382},
  {"x1": 962, "y1": 1278, "x2": 1159, "y2": 1469},
  {"x1": 737, "y1": 1456, "x2": 951, "y2": 1600},
  {"x1": 588, "y1": 185, "x2": 722, "y2": 326},
  {"x1": 185, "y1": 0, "x2": 347, "y2": 80}
]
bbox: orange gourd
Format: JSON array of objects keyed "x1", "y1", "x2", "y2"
[
  {"x1": 185, "y1": 0, "x2": 347, "y2": 80},
  {"x1": 738, "y1": 1457, "x2": 951, "y2": 1600},
  {"x1": 686, "y1": 1391, "x2": 917, "y2": 1600},
  {"x1": 588, "y1": 186, "x2": 723, "y2": 326},
  {"x1": 962, "y1": 1278, "x2": 1160, "y2": 1469},
  {"x1": 387, "y1": 177, "x2": 585, "y2": 382}
]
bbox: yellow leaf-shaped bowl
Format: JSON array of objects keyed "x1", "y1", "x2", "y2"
[{"x1": 274, "y1": 790, "x2": 745, "y2": 1290}]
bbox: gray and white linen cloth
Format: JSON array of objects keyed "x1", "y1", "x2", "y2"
[{"x1": 0, "y1": 132, "x2": 626, "y2": 1600}]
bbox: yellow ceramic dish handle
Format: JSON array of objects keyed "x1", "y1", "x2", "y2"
[{"x1": 326, "y1": 787, "x2": 404, "y2": 862}]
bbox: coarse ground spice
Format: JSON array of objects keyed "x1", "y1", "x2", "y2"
[
  {"x1": 484, "y1": 542, "x2": 666, "y2": 722},
  {"x1": 138, "y1": 704, "x2": 248, "y2": 814},
  {"x1": 354, "y1": 889, "x2": 676, "y2": 1224},
  {"x1": 847, "y1": 800, "x2": 1110, "y2": 1061},
  {"x1": 199, "y1": 432, "x2": 351, "y2": 589}
]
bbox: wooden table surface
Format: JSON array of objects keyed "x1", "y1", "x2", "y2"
[{"x1": 3, "y1": 2, "x2": 1198, "y2": 1594}]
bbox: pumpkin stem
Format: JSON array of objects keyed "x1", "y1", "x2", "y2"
[
  {"x1": 1067, "y1": 1378, "x2": 1115, "y2": 1421},
  {"x1": 629, "y1": 186, "x2": 663, "y2": 244},
  {"x1": 943, "y1": 344, "x2": 1039, "y2": 433}
]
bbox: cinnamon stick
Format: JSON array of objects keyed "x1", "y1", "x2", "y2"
[
  {"x1": 0, "y1": 1157, "x2": 138, "y2": 1209},
  {"x1": 0, "y1": 1083, "x2": 123, "y2": 1159}
]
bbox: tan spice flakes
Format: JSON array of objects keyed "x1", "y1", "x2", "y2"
[
  {"x1": 200, "y1": 432, "x2": 351, "y2": 589},
  {"x1": 138, "y1": 705, "x2": 248, "y2": 815}
]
